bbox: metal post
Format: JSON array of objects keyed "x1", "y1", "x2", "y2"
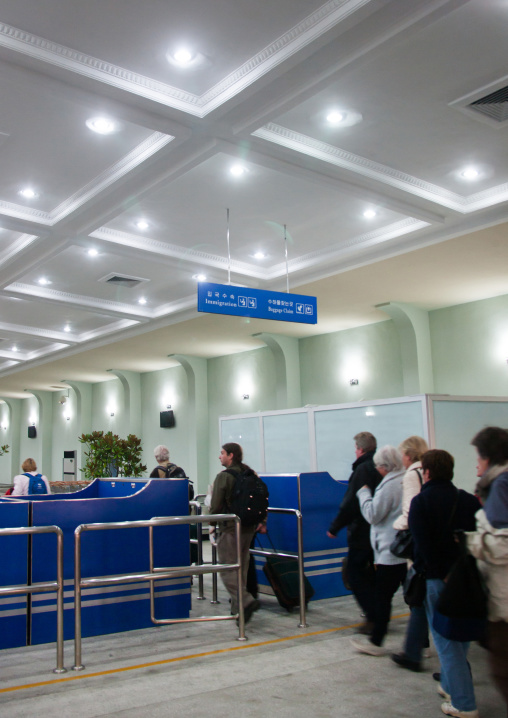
[
  {"x1": 54, "y1": 527, "x2": 66, "y2": 673},
  {"x1": 195, "y1": 504, "x2": 205, "y2": 600},
  {"x1": 73, "y1": 527, "x2": 84, "y2": 671},
  {"x1": 236, "y1": 519, "x2": 246, "y2": 641},
  {"x1": 210, "y1": 542, "x2": 220, "y2": 604},
  {"x1": 295, "y1": 510, "x2": 308, "y2": 628}
]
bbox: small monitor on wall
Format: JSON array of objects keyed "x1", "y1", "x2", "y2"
[{"x1": 160, "y1": 410, "x2": 175, "y2": 428}]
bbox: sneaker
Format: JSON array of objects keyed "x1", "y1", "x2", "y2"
[
  {"x1": 438, "y1": 685, "x2": 451, "y2": 701},
  {"x1": 441, "y1": 701, "x2": 479, "y2": 717},
  {"x1": 391, "y1": 652, "x2": 422, "y2": 672},
  {"x1": 350, "y1": 636, "x2": 387, "y2": 656}
]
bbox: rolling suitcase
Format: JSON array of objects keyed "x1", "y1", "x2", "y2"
[{"x1": 261, "y1": 534, "x2": 314, "y2": 612}]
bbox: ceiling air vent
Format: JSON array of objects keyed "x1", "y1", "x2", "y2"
[
  {"x1": 469, "y1": 85, "x2": 508, "y2": 123},
  {"x1": 99, "y1": 273, "x2": 149, "y2": 289}
]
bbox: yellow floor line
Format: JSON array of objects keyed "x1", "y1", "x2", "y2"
[{"x1": 0, "y1": 613, "x2": 409, "y2": 695}]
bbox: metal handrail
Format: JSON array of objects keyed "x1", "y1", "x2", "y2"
[
  {"x1": 250, "y1": 507, "x2": 308, "y2": 628},
  {"x1": 73, "y1": 513, "x2": 245, "y2": 671},
  {"x1": 192, "y1": 494, "x2": 219, "y2": 602},
  {"x1": 0, "y1": 525, "x2": 66, "y2": 673}
]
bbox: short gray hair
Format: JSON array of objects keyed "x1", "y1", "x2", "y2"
[
  {"x1": 373, "y1": 445, "x2": 403, "y2": 473},
  {"x1": 154, "y1": 445, "x2": 170, "y2": 463}
]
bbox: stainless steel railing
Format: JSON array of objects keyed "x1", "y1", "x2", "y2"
[
  {"x1": 189, "y1": 500, "x2": 205, "y2": 600},
  {"x1": 250, "y1": 507, "x2": 308, "y2": 628},
  {"x1": 0, "y1": 524, "x2": 66, "y2": 673},
  {"x1": 192, "y1": 494, "x2": 220, "y2": 604},
  {"x1": 73, "y1": 513, "x2": 245, "y2": 671}
]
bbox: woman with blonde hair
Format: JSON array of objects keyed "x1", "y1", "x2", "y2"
[
  {"x1": 12, "y1": 458, "x2": 51, "y2": 495},
  {"x1": 391, "y1": 435, "x2": 429, "y2": 672}
]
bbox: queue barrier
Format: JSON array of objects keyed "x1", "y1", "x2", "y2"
[
  {"x1": 73, "y1": 513, "x2": 245, "y2": 671},
  {"x1": 192, "y1": 494, "x2": 220, "y2": 604},
  {"x1": 0, "y1": 524, "x2": 66, "y2": 673},
  {"x1": 250, "y1": 507, "x2": 308, "y2": 628}
]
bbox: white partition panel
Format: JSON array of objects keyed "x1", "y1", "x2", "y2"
[
  {"x1": 431, "y1": 398, "x2": 508, "y2": 493},
  {"x1": 314, "y1": 399, "x2": 426, "y2": 481},
  {"x1": 263, "y1": 412, "x2": 311, "y2": 473},
  {"x1": 220, "y1": 416, "x2": 263, "y2": 471}
]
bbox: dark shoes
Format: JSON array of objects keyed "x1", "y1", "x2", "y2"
[
  {"x1": 237, "y1": 599, "x2": 261, "y2": 626},
  {"x1": 391, "y1": 652, "x2": 422, "y2": 672}
]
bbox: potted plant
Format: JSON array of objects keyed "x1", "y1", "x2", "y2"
[{"x1": 78, "y1": 432, "x2": 146, "y2": 480}]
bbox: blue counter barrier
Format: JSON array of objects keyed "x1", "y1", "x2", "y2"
[
  {"x1": 257, "y1": 473, "x2": 349, "y2": 600},
  {"x1": 0, "y1": 478, "x2": 192, "y2": 649}
]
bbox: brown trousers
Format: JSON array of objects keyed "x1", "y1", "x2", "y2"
[{"x1": 217, "y1": 524, "x2": 257, "y2": 614}]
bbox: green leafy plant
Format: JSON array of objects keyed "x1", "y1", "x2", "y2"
[
  {"x1": 78, "y1": 431, "x2": 146, "y2": 480},
  {"x1": 0, "y1": 444, "x2": 9, "y2": 457}
]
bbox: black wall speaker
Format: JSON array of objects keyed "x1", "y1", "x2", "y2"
[
  {"x1": 28, "y1": 426, "x2": 37, "y2": 439},
  {"x1": 160, "y1": 410, "x2": 175, "y2": 428}
]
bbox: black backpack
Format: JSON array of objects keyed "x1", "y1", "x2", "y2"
[{"x1": 226, "y1": 467, "x2": 269, "y2": 527}]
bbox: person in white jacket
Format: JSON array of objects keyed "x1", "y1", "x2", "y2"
[
  {"x1": 12, "y1": 458, "x2": 51, "y2": 495},
  {"x1": 351, "y1": 445, "x2": 406, "y2": 656}
]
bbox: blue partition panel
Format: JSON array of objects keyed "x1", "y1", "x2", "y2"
[
  {"x1": 30, "y1": 479, "x2": 191, "y2": 644},
  {"x1": 257, "y1": 473, "x2": 349, "y2": 600},
  {"x1": 0, "y1": 501, "x2": 30, "y2": 648}
]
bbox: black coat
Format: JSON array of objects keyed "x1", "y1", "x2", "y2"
[
  {"x1": 409, "y1": 478, "x2": 481, "y2": 579},
  {"x1": 328, "y1": 450, "x2": 382, "y2": 551}
]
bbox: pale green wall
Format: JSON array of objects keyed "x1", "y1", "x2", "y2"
[
  {"x1": 140, "y1": 366, "x2": 189, "y2": 476},
  {"x1": 207, "y1": 347, "x2": 276, "y2": 486},
  {"x1": 300, "y1": 320, "x2": 404, "y2": 405},
  {"x1": 430, "y1": 294, "x2": 508, "y2": 396}
]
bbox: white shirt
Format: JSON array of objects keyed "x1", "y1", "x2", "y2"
[{"x1": 12, "y1": 471, "x2": 51, "y2": 496}]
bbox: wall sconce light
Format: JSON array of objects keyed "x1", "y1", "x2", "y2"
[
  {"x1": 110, "y1": 412, "x2": 115, "y2": 417},
  {"x1": 166, "y1": 404, "x2": 172, "y2": 409},
  {"x1": 350, "y1": 379, "x2": 359, "y2": 386},
  {"x1": 243, "y1": 394, "x2": 249, "y2": 400}
]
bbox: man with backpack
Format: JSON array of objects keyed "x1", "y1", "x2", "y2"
[
  {"x1": 12, "y1": 458, "x2": 51, "y2": 495},
  {"x1": 149, "y1": 444, "x2": 193, "y2": 499},
  {"x1": 209, "y1": 442, "x2": 268, "y2": 625}
]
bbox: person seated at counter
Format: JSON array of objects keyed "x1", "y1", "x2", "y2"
[
  {"x1": 12, "y1": 458, "x2": 51, "y2": 495},
  {"x1": 149, "y1": 445, "x2": 193, "y2": 499}
]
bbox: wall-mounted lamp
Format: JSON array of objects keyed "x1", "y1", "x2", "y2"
[
  {"x1": 110, "y1": 412, "x2": 115, "y2": 417},
  {"x1": 350, "y1": 379, "x2": 359, "y2": 386},
  {"x1": 166, "y1": 404, "x2": 172, "y2": 409},
  {"x1": 243, "y1": 394, "x2": 249, "y2": 400}
]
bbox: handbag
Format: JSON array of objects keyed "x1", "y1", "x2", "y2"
[
  {"x1": 433, "y1": 532, "x2": 488, "y2": 642},
  {"x1": 403, "y1": 565, "x2": 426, "y2": 608},
  {"x1": 390, "y1": 528, "x2": 414, "y2": 559}
]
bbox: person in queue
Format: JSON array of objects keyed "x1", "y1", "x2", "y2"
[
  {"x1": 409, "y1": 450, "x2": 481, "y2": 718},
  {"x1": 149, "y1": 444, "x2": 193, "y2": 499},
  {"x1": 209, "y1": 443, "x2": 265, "y2": 625},
  {"x1": 350, "y1": 445, "x2": 406, "y2": 655},
  {"x1": 467, "y1": 427, "x2": 508, "y2": 714},
  {"x1": 327, "y1": 432, "x2": 382, "y2": 634},
  {"x1": 391, "y1": 435, "x2": 430, "y2": 672},
  {"x1": 12, "y1": 458, "x2": 51, "y2": 495}
]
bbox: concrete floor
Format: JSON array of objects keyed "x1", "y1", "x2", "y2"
[{"x1": 0, "y1": 572, "x2": 504, "y2": 718}]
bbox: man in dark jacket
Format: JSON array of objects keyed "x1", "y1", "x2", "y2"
[
  {"x1": 327, "y1": 432, "x2": 382, "y2": 633},
  {"x1": 409, "y1": 450, "x2": 481, "y2": 718}
]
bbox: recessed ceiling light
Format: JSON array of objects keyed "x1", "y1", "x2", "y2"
[
  {"x1": 193, "y1": 273, "x2": 207, "y2": 282},
  {"x1": 11, "y1": 345, "x2": 18, "y2": 352},
  {"x1": 460, "y1": 167, "x2": 480, "y2": 180},
  {"x1": 326, "y1": 110, "x2": 345, "y2": 125},
  {"x1": 19, "y1": 187, "x2": 38, "y2": 199},
  {"x1": 64, "y1": 324, "x2": 71, "y2": 333},
  {"x1": 136, "y1": 220, "x2": 149, "y2": 230},
  {"x1": 173, "y1": 48, "x2": 193, "y2": 66},
  {"x1": 363, "y1": 209, "x2": 377, "y2": 219},
  {"x1": 138, "y1": 297, "x2": 147, "y2": 305},
  {"x1": 87, "y1": 248, "x2": 98, "y2": 257},
  {"x1": 86, "y1": 117, "x2": 116, "y2": 135},
  {"x1": 253, "y1": 252, "x2": 266, "y2": 260},
  {"x1": 230, "y1": 164, "x2": 246, "y2": 177},
  {"x1": 38, "y1": 277, "x2": 51, "y2": 286}
]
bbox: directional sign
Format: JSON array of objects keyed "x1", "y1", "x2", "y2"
[{"x1": 197, "y1": 282, "x2": 317, "y2": 325}]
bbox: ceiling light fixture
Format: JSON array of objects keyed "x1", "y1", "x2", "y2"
[
  {"x1": 461, "y1": 167, "x2": 480, "y2": 180},
  {"x1": 253, "y1": 252, "x2": 266, "y2": 260},
  {"x1": 19, "y1": 187, "x2": 37, "y2": 199},
  {"x1": 230, "y1": 164, "x2": 246, "y2": 177},
  {"x1": 173, "y1": 48, "x2": 193, "y2": 66},
  {"x1": 11, "y1": 345, "x2": 18, "y2": 352},
  {"x1": 136, "y1": 220, "x2": 149, "y2": 230},
  {"x1": 38, "y1": 277, "x2": 51, "y2": 286},
  {"x1": 326, "y1": 110, "x2": 345, "y2": 125},
  {"x1": 86, "y1": 117, "x2": 116, "y2": 135},
  {"x1": 138, "y1": 297, "x2": 147, "y2": 305},
  {"x1": 87, "y1": 248, "x2": 98, "y2": 257},
  {"x1": 193, "y1": 273, "x2": 206, "y2": 282},
  {"x1": 363, "y1": 209, "x2": 377, "y2": 219},
  {"x1": 64, "y1": 325, "x2": 71, "y2": 333}
]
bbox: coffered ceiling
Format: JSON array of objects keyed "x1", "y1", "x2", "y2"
[{"x1": 1, "y1": 0, "x2": 508, "y2": 397}]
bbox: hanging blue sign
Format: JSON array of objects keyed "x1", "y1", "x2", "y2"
[{"x1": 197, "y1": 282, "x2": 317, "y2": 324}]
